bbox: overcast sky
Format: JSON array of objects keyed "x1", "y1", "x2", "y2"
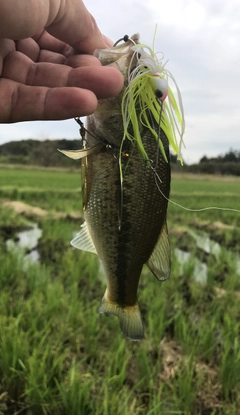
[{"x1": 1, "y1": 0, "x2": 240, "y2": 164}]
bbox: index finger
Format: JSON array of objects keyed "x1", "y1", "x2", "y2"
[{"x1": 47, "y1": 1, "x2": 111, "y2": 54}]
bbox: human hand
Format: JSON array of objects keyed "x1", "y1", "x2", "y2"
[{"x1": 0, "y1": 0, "x2": 123, "y2": 123}]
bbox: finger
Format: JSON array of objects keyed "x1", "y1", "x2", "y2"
[
  {"x1": 47, "y1": 2, "x2": 110, "y2": 53},
  {"x1": 70, "y1": 14, "x2": 110, "y2": 53},
  {"x1": 33, "y1": 30, "x2": 75, "y2": 58},
  {"x1": 37, "y1": 51, "x2": 102, "y2": 66},
  {"x1": 38, "y1": 50, "x2": 66, "y2": 64},
  {"x1": 0, "y1": 78, "x2": 98, "y2": 122},
  {"x1": 2, "y1": 51, "x2": 123, "y2": 98},
  {"x1": 0, "y1": 0, "x2": 110, "y2": 54},
  {"x1": 16, "y1": 37, "x2": 69, "y2": 64},
  {"x1": 67, "y1": 66, "x2": 123, "y2": 98},
  {"x1": 64, "y1": 54, "x2": 102, "y2": 68},
  {"x1": 0, "y1": 38, "x2": 15, "y2": 70},
  {"x1": 102, "y1": 35, "x2": 114, "y2": 48},
  {"x1": 16, "y1": 38, "x2": 40, "y2": 61}
]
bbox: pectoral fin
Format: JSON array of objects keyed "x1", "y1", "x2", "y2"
[
  {"x1": 71, "y1": 222, "x2": 97, "y2": 254},
  {"x1": 98, "y1": 293, "x2": 144, "y2": 341},
  {"x1": 58, "y1": 144, "x2": 102, "y2": 160},
  {"x1": 146, "y1": 221, "x2": 171, "y2": 281}
]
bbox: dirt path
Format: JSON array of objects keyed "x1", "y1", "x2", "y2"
[{"x1": 2, "y1": 200, "x2": 82, "y2": 221}]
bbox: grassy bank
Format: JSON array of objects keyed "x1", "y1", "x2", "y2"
[{"x1": 0, "y1": 168, "x2": 240, "y2": 414}]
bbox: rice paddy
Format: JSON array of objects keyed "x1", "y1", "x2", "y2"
[{"x1": 0, "y1": 166, "x2": 240, "y2": 414}]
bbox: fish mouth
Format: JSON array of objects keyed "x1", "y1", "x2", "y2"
[{"x1": 93, "y1": 33, "x2": 140, "y2": 75}]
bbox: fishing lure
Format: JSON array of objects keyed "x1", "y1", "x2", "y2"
[{"x1": 119, "y1": 34, "x2": 185, "y2": 164}]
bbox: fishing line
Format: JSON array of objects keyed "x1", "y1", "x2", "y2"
[
  {"x1": 155, "y1": 97, "x2": 164, "y2": 170},
  {"x1": 152, "y1": 167, "x2": 240, "y2": 214}
]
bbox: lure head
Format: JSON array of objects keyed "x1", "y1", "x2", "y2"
[{"x1": 150, "y1": 73, "x2": 168, "y2": 101}]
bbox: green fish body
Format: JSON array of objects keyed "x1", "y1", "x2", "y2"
[{"x1": 59, "y1": 36, "x2": 171, "y2": 340}]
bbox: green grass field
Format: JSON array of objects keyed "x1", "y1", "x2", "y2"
[{"x1": 1, "y1": 166, "x2": 240, "y2": 414}]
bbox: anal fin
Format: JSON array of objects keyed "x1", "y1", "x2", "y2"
[
  {"x1": 146, "y1": 221, "x2": 171, "y2": 281},
  {"x1": 71, "y1": 222, "x2": 97, "y2": 254}
]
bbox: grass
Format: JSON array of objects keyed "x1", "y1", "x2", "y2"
[
  {"x1": 170, "y1": 172, "x2": 240, "y2": 227},
  {"x1": 0, "y1": 167, "x2": 82, "y2": 212},
  {"x1": 0, "y1": 168, "x2": 240, "y2": 414}
]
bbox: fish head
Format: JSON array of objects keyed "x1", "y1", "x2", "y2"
[
  {"x1": 94, "y1": 33, "x2": 139, "y2": 74},
  {"x1": 86, "y1": 34, "x2": 140, "y2": 148}
]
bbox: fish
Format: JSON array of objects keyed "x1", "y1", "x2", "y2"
[{"x1": 59, "y1": 34, "x2": 183, "y2": 340}]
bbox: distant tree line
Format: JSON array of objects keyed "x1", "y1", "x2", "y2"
[
  {"x1": 0, "y1": 139, "x2": 240, "y2": 175},
  {"x1": 185, "y1": 149, "x2": 240, "y2": 175},
  {"x1": 170, "y1": 148, "x2": 240, "y2": 176},
  {"x1": 0, "y1": 139, "x2": 82, "y2": 168}
]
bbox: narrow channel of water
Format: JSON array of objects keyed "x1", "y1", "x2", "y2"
[
  {"x1": 188, "y1": 230, "x2": 221, "y2": 259},
  {"x1": 174, "y1": 248, "x2": 208, "y2": 284},
  {"x1": 174, "y1": 230, "x2": 240, "y2": 284},
  {"x1": 6, "y1": 225, "x2": 240, "y2": 281},
  {"x1": 6, "y1": 224, "x2": 42, "y2": 269}
]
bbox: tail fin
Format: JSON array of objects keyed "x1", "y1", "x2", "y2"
[{"x1": 98, "y1": 295, "x2": 144, "y2": 341}]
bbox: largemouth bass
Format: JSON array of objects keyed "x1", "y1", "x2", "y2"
[{"x1": 59, "y1": 34, "x2": 184, "y2": 340}]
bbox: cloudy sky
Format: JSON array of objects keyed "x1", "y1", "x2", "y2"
[{"x1": 1, "y1": 0, "x2": 240, "y2": 163}]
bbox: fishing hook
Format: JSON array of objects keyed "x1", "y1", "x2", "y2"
[
  {"x1": 74, "y1": 118, "x2": 114, "y2": 149},
  {"x1": 74, "y1": 117, "x2": 86, "y2": 146}
]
